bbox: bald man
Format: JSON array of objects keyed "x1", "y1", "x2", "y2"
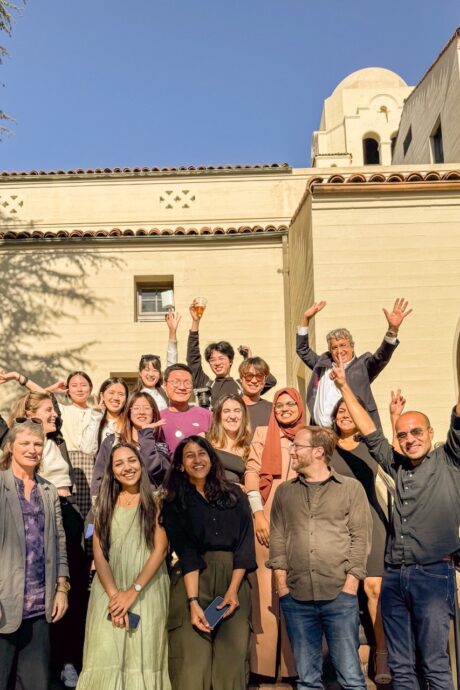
[{"x1": 332, "y1": 363, "x2": 460, "y2": 690}]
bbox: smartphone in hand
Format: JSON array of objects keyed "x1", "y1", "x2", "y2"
[
  {"x1": 204, "y1": 596, "x2": 230, "y2": 629},
  {"x1": 106, "y1": 611, "x2": 141, "y2": 630}
]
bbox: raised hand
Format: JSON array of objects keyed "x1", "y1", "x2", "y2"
[
  {"x1": 165, "y1": 311, "x2": 181, "y2": 335},
  {"x1": 390, "y1": 389, "x2": 406, "y2": 418},
  {"x1": 47, "y1": 380, "x2": 68, "y2": 394},
  {"x1": 141, "y1": 419, "x2": 167, "y2": 431},
  {"x1": 189, "y1": 301, "x2": 200, "y2": 323},
  {"x1": 301, "y1": 301, "x2": 327, "y2": 327},
  {"x1": 383, "y1": 298, "x2": 413, "y2": 332},
  {"x1": 330, "y1": 354, "x2": 346, "y2": 389}
]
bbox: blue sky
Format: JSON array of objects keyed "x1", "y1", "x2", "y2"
[{"x1": 1, "y1": 0, "x2": 459, "y2": 170}]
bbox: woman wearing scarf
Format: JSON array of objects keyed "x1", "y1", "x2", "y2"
[{"x1": 244, "y1": 387, "x2": 305, "y2": 684}]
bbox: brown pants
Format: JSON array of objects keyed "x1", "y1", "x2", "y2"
[{"x1": 168, "y1": 551, "x2": 251, "y2": 690}]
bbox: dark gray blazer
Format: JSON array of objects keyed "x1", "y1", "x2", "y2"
[
  {"x1": 296, "y1": 333, "x2": 399, "y2": 428},
  {"x1": 0, "y1": 469, "x2": 69, "y2": 634}
]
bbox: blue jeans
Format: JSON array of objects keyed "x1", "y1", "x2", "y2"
[
  {"x1": 381, "y1": 562, "x2": 455, "y2": 690},
  {"x1": 280, "y1": 591, "x2": 366, "y2": 690}
]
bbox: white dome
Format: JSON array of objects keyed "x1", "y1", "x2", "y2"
[{"x1": 333, "y1": 67, "x2": 408, "y2": 94}]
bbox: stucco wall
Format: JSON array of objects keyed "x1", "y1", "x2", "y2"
[
  {"x1": 0, "y1": 236, "x2": 287, "y2": 411},
  {"x1": 289, "y1": 183, "x2": 460, "y2": 441}
]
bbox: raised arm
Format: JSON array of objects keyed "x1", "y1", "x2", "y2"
[
  {"x1": 330, "y1": 359, "x2": 376, "y2": 437},
  {"x1": 165, "y1": 311, "x2": 181, "y2": 367},
  {"x1": 445, "y1": 389, "x2": 460, "y2": 465},
  {"x1": 296, "y1": 301, "x2": 326, "y2": 370},
  {"x1": 137, "y1": 426, "x2": 171, "y2": 485},
  {"x1": 389, "y1": 389, "x2": 406, "y2": 453},
  {"x1": 187, "y1": 302, "x2": 211, "y2": 388}
]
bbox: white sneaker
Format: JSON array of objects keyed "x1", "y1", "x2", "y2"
[{"x1": 60, "y1": 663, "x2": 79, "y2": 688}]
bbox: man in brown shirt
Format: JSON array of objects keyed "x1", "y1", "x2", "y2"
[{"x1": 268, "y1": 425, "x2": 371, "y2": 690}]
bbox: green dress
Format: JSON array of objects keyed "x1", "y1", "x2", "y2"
[{"x1": 77, "y1": 506, "x2": 171, "y2": 690}]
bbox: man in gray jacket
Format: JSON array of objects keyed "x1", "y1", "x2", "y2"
[{"x1": 296, "y1": 297, "x2": 412, "y2": 428}]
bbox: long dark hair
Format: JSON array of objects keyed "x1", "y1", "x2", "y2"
[
  {"x1": 119, "y1": 392, "x2": 161, "y2": 443},
  {"x1": 97, "y1": 377, "x2": 129, "y2": 448},
  {"x1": 162, "y1": 435, "x2": 238, "y2": 509},
  {"x1": 331, "y1": 396, "x2": 365, "y2": 440},
  {"x1": 94, "y1": 442, "x2": 156, "y2": 562},
  {"x1": 133, "y1": 354, "x2": 163, "y2": 392}
]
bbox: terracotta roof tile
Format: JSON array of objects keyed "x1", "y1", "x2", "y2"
[
  {"x1": 0, "y1": 163, "x2": 290, "y2": 178},
  {"x1": 0, "y1": 224, "x2": 289, "y2": 241}
]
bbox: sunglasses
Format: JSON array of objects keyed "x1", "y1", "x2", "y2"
[
  {"x1": 395, "y1": 427, "x2": 427, "y2": 442},
  {"x1": 242, "y1": 373, "x2": 265, "y2": 383},
  {"x1": 15, "y1": 417, "x2": 43, "y2": 425}
]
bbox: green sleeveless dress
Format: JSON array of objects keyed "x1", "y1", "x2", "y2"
[{"x1": 77, "y1": 506, "x2": 171, "y2": 690}]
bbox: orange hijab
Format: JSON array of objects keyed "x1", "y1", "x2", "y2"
[{"x1": 259, "y1": 387, "x2": 305, "y2": 503}]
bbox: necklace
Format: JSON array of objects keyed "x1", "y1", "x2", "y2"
[{"x1": 118, "y1": 492, "x2": 139, "y2": 508}]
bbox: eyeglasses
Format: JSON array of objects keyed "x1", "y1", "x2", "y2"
[
  {"x1": 396, "y1": 427, "x2": 427, "y2": 442},
  {"x1": 274, "y1": 401, "x2": 298, "y2": 410},
  {"x1": 15, "y1": 417, "x2": 43, "y2": 425},
  {"x1": 167, "y1": 379, "x2": 193, "y2": 390},
  {"x1": 289, "y1": 442, "x2": 314, "y2": 451},
  {"x1": 242, "y1": 373, "x2": 265, "y2": 383}
]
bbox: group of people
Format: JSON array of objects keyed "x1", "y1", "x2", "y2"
[{"x1": 0, "y1": 296, "x2": 459, "y2": 690}]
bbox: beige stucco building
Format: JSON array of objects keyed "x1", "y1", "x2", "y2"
[{"x1": 1, "y1": 30, "x2": 459, "y2": 441}]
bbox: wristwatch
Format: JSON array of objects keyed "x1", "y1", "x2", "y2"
[{"x1": 133, "y1": 582, "x2": 143, "y2": 593}]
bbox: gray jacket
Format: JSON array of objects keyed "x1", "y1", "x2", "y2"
[{"x1": 0, "y1": 468, "x2": 69, "y2": 633}]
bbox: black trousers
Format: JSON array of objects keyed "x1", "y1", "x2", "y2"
[
  {"x1": 50, "y1": 497, "x2": 87, "y2": 676},
  {"x1": 0, "y1": 615, "x2": 50, "y2": 690}
]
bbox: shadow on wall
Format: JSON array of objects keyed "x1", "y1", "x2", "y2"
[{"x1": 0, "y1": 217, "x2": 124, "y2": 404}]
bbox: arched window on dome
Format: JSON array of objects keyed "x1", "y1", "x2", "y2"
[{"x1": 363, "y1": 137, "x2": 380, "y2": 165}]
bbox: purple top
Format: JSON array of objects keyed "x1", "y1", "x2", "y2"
[
  {"x1": 160, "y1": 406, "x2": 213, "y2": 452},
  {"x1": 15, "y1": 477, "x2": 46, "y2": 619}
]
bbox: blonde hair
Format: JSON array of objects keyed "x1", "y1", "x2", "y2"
[
  {"x1": 207, "y1": 394, "x2": 251, "y2": 462},
  {"x1": 0, "y1": 421, "x2": 45, "y2": 470},
  {"x1": 8, "y1": 392, "x2": 52, "y2": 428}
]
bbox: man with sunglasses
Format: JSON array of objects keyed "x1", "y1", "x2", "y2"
[{"x1": 331, "y1": 362, "x2": 460, "y2": 690}]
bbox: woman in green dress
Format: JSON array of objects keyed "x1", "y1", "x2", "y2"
[{"x1": 77, "y1": 442, "x2": 171, "y2": 690}]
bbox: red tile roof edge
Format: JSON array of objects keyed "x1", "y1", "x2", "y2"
[
  {"x1": 0, "y1": 224, "x2": 289, "y2": 241},
  {"x1": 0, "y1": 163, "x2": 291, "y2": 178}
]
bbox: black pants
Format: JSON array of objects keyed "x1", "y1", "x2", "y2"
[
  {"x1": 50, "y1": 497, "x2": 87, "y2": 676},
  {"x1": 0, "y1": 615, "x2": 49, "y2": 690}
]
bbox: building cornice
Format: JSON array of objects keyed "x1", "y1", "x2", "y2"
[
  {"x1": 290, "y1": 169, "x2": 460, "y2": 224},
  {"x1": 0, "y1": 163, "x2": 291, "y2": 182},
  {"x1": 0, "y1": 223, "x2": 289, "y2": 242}
]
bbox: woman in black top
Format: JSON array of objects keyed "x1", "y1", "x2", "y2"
[{"x1": 161, "y1": 436, "x2": 256, "y2": 690}]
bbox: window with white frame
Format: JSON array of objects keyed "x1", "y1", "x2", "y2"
[{"x1": 135, "y1": 278, "x2": 174, "y2": 322}]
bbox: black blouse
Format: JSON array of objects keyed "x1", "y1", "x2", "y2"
[{"x1": 161, "y1": 486, "x2": 257, "y2": 576}]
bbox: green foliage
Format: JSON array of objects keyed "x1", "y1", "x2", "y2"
[{"x1": 0, "y1": 0, "x2": 22, "y2": 138}]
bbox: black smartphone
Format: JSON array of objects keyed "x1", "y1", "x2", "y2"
[
  {"x1": 107, "y1": 611, "x2": 141, "y2": 629},
  {"x1": 238, "y1": 345, "x2": 249, "y2": 358},
  {"x1": 204, "y1": 596, "x2": 230, "y2": 629}
]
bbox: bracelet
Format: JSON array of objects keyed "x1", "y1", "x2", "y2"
[
  {"x1": 187, "y1": 596, "x2": 199, "y2": 606},
  {"x1": 385, "y1": 330, "x2": 398, "y2": 339}
]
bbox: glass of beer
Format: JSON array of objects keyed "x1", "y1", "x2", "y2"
[{"x1": 194, "y1": 297, "x2": 207, "y2": 319}]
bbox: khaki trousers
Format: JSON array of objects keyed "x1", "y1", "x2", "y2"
[{"x1": 168, "y1": 551, "x2": 251, "y2": 690}]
